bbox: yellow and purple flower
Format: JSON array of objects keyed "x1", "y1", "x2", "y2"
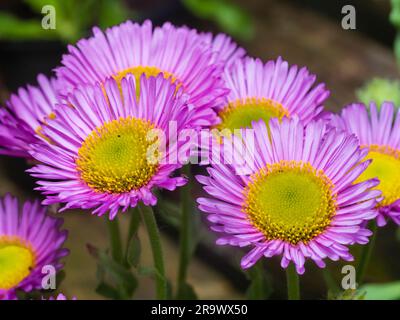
[
  {"x1": 0, "y1": 75, "x2": 62, "y2": 158},
  {"x1": 29, "y1": 74, "x2": 196, "y2": 218},
  {"x1": 197, "y1": 117, "x2": 379, "y2": 274},
  {"x1": 0, "y1": 194, "x2": 68, "y2": 300},
  {"x1": 56, "y1": 20, "x2": 229, "y2": 127},
  {"x1": 215, "y1": 57, "x2": 330, "y2": 132},
  {"x1": 330, "y1": 102, "x2": 400, "y2": 226}
]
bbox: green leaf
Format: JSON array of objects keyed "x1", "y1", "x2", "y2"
[
  {"x1": 188, "y1": 208, "x2": 201, "y2": 258},
  {"x1": 24, "y1": 0, "x2": 91, "y2": 42},
  {"x1": 166, "y1": 280, "x2": 174, "y2": 300},
  {"x1": 394, "y1": 33, "x2": 400, "y2": 67},
  {"x1": 138, "y1": 266, "x2": 166, "y2": 282},
  {"x1": 156, "y1": 198, "x2": 181, "y2": 228},
  {"x1": 88, "y1": 244, "x2": 138, "y2": 299},
  {"x1": 96, "y1": 282, "x2": 121, "y2": 300},
  {"x1": 361, "y1": 281, "x2": 400, "y2": 300},
  {"x1": 157, "y1": 197, "x2": 181, "y2": 216},
  {"x1": 56, "y1": 270, "x2": 66, "y2": 288},
  {"x1": 329, "y1": 289, "x2": 366, "y2": 300},
  {"x1": 176, "y1": 282, "x2": 198, "y2": 300},
  {"x1": 96, "y1": 262, "x2": 106, "y2": 283},
  {"x1": 137, "y1": 266, "x2": 159, "y2": 278},
  {"x1": 182, "y1": 0, "x2": 254, "y2": 40},
  {"x1": 391, "y1": 0, "x2": 400, "y2": 28},
  {"x1": 245, "y1": 262, "x2": 272, "y2": 300},
  {"x1": 98, "y1": 0, "x2": 131, "y2": 29},
  {"x1": 97, "y1": 251, "x2": 138, "y2": 295},
  {"x1": 24, "y1": 0, "x2": 61, "y2": 13},
  {"x1": 0, "y1": 12, "x2": 55, "y2": 40},
  {"x1": 157, "y1": 194, "x2": 201, "y2": 257},
  {"x1": 0, "y1": 0, "x2": 129, "y2": 42},
  {"x1": 126, "y1": 234, "x2": 141, "y2": 268}
]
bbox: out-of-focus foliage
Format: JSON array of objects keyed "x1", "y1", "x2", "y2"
[
  {"x1": 97, "y1": 0, "x2": 131, "y2": 29},
  {"x1": 0, "y1": 0, "x2": 253, "y2": 42},
  {"x1": 88, "y1": 243, "x2": 138, "y2": 300},
  {"x1": 0, "y1": 12, "x2": 45, "y2": 40},
  {"x1": 356, "y1": 78, "x2": 400, "y2": 109},
  {"x1": 329, "y1": 289, "x2": 366, "y2": 300},
  {"x1": 391, "y1": 0, "x2": 400, "y2": 28},
  {"x1": 245, "y1": 262, "x2": 272, "y2": 300},
  {"x1": 0, "y1": 0, "x2": 131, "y2": 42},
  {"x1": 182, "y1": 0, "x2": 254, "y2": 41},
  {"x1": 361, "y1": 281, "x2": 400, "y2": 300},
  {"x1": 390, "y1": 0, "x2": 400, "y2": 67}
]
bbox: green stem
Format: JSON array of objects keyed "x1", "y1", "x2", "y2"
[
  {"x1": 139, "y1": 203, "x2": 167, "y2": 299},
  {"x1": 247, "y1": 260, "x2": 267, "y2": 300},
  {"x1": 106, "y1": 216, "x2": 123, "y2": 265},
  {"x1": 124, "y1": 207, "x2": 141, "y2": 267},
  {"x1": 126, "y1": 207, "x2": 141, "y2": 246},
  {"x1": 286, "y1": 264, "x2": 300, "y2": 300},
  {"x1": 177, "y1": 165, "x2": 192, "y2": 298},
  {"x1": 322, "y1": 267, "x2": 340, "y2": 296},
  {"x1": 356, "y1": 222, "x2": 378, "y2": 285}
]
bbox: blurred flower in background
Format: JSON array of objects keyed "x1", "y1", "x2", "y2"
[{"x1": 0, "y1": 74, "x2": 62, "y2": 158}]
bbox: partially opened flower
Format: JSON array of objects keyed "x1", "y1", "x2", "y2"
[
  {"x1": 215, "y1": 57, "x2": 330, "y2": 132},
  {"x1": 197, "y1": 117, "x2": 379, "y2": 274},
  {"x1": 0, "y1": 194, "x2": 68, "y2": 300},
  {"x1": 29, "y1": 74, "x2": 196, "y2": 218},
  {"x1": 330, "y1": 102, "x2": 400, "y2": 226},
  {"x1": 0, "y1": 74, "x2": 62, "y2": 158},
  {"x1": 56, "y1": 20, "x2": 228, "y2": 127}
]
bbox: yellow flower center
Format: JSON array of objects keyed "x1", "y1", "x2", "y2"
[
  {"x1": 243, "y1": 161, "x2": 336, "y2": 244},
  {"x1": 357, "y1": 145, "x2": 400, "y2": 207},
  {"x1": 113, "y1": 66, "x2": 182, "y2": 96},
  {"x1": 76, "y1": 117, "x2": 161, "y2": 193},
  {"x1": 217, "y1": 97, "x2": 289, "y2": 131},
  {"x1": 0, "y1": 236, "x2": 35, "y2": 290}
]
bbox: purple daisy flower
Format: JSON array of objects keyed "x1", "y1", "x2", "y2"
[
  {"x1": 29, "y1": 74, "x2": 196, "y2": 219},
  {"x1": 0, "y1": 194, "x2": 68, "y2": 300},
  {"x1": 56, "y1": 20, "x2": 228, "y2": 128},
  {"x1": 197, "y1": 117, "x2": 380, "y2": 274},
  {"x1": 199, "y1": 32, "x2": 246, "y2": 69},
  {"x1": 330, "y1": 102, "x2": 400, "y2": 226},
  {"x1": 0, "y1": 74, "x2": 62, "y2": 158},
  {"x1": 215, "y1": 56, "x2": 330, "y2": 132}
]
